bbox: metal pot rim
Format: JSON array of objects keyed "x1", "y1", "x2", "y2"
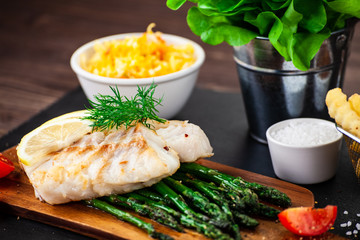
[{"x1": 255, "y1": 27, "x2": 348, "y2": 41}]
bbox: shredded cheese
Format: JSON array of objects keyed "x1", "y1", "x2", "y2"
[{"x1": 81, "y1": 23, "x2": 196, "y2": 78}]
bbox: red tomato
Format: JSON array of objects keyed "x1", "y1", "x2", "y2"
[
  {"x1": 278, "y1": 205, "x2": 337, "y2": 236},
  {"x1": 0, "y1": 153, "x2": 15, "y2": 178}
]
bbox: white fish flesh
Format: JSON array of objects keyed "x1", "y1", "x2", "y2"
[
  {"x1": 21, "y1": 123, "x2": 180, "y2": 204},
  {"x1": 154, "y1": 120, "x2": 213, "y2": 162}
]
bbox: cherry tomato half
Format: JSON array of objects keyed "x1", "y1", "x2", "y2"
[
  {"x1": 278, "y1": 205, "x2": 337, "y2": 236},
  {"x1": 0, "y1": 153, "x2": 15, "y2": 178}
]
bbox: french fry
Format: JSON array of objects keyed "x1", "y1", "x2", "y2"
[
  {"x1": 325, "y1": 88, "x2": 360, "y2": 138},
  {"x1": 349, "y1": 93, "x2": 360, "y2": 117}
]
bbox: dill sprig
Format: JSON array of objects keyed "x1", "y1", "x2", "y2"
[{"x1": 83, "y1": 83, "x2": 166, "y2": 131}]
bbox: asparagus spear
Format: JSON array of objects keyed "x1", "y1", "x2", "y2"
[
  {"x1": 84, "y1": 199, "x2": 173, "y2": 240},
  {"x1": 125, "y1": 192, "x2": 182, "y2": 218},
  {"x1": 152, "y1": 181, "x2": 209, "y2": 222},
  {"x1": 136, "y1": 188, "x2": 173, "y2": 205},
  {"x1": 209, "y1": 182, "x2": 280, "y2": 220},
  {"x1": 197, "y1": 180, "x2": 246, "y2": 211},
  {"x1": 222, "y1": 188, "x2": 247, "y2": 211},
  {"x1": 232, "y1": 177, "x2": 291, "y2": 207},
  {"x1": 179, "y1": 163, "x2": 259, "y2": 207},
  {"x1": 245, "y1": 202, "x2": 281, "y2": 219},
  {"x1": 104, "y1": 195, "x2": 183, "y2": 232},
  {"x1": 126, "y1": 192, "x2": 236, "y2": 240},
  {"x1": 163, "y1": 177, "x2": 231, "y2": 229},
  {"x1": 231, "y1": 211, "x2": 259, "y2": 228}
]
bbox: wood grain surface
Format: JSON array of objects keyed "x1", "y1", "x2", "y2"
[
  {"x1": 0, "y1": 146, "x2": 347, "y2": 240},
  {"x1": 0, "y1": 0, "x2": 359, "y2": 138}
]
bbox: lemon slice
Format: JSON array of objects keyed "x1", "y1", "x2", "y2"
[{"x1": 17, "y1": 117, "x2": 93, "y2": 166}]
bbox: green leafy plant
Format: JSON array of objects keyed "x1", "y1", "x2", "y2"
[{"x1": 166, "y1": 0, "x2": 359, "y2": 71}]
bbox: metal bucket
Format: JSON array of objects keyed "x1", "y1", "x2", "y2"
[{"x1": 234, "y1": 21, "x2": 356, "y2": 144}]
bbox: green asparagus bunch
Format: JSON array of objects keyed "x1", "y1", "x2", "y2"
[
  {"x1": 179, "y1": 163, "x2": 292, "y2": 208},
  {"x1": 85, "y1": 162, "x2": 292, "y2": 240}
]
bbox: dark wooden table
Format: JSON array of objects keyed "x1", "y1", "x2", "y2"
[{"x1": 0, "y1": 0, "x2": 359, "y2": 138}]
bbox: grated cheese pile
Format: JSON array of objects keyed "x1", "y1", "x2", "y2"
[{"x1": 81, "y1": 23, "x2": 196, "y2": 78}]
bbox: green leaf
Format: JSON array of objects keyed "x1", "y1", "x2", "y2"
[
  {"x1": 166, "y1": 0, "x2": 187, "y2": 10},
  {"x1": 187, "y1": 6, "x2": 220, "y2": 36},
  {"x1": 244, "y1": 11, "x2": 285, "y2": 58},
  {"x1": 324, "y1": 0, "x2": 360, "y2": 18},
  {"x1": 268, "y1": 15, "x2": 284, "y2": 41},
  {"x1": 281, "y1": 0, "x2": 303, "y2": 34},
  {"x1": 291, "y1": 30, "x2": 331, "y2": 71},
  {"x1": 198, "y1": 0, "x2": 260, "y2": 13},
  {"x1": 262, "y1": 0, "x2": 291, "y2": 11},
  {"x1": 198, "y1": 5, "x2": 259, "y2": 17},
  {"x1": 294, "y1": 0, "x2": 327, "y2": 33},
  {"x1": 269, "y1": 0, "x2": 303, "y2": 61},
  {"x1": 187, "y1": 7, "x2": 257, "y2": 46},
  {"x1": 326, "y1": 9, "x2": 348, "y2": 30},
  {"x1": 202, "y1": 24, "x2": 258, "y2": 46},
  {"x1": 245, "y1": 11, "x2": 282, "y2": 36}
]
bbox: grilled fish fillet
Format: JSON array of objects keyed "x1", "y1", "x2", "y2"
[
  {"x1": 154, "y1": 120, "x2": 214, "y2": 162},
  {"x1": 21, "y1": 123, "x2": 180, "y2": 204}
]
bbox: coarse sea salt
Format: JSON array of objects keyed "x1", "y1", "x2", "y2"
[
  {"x1": 271, "y1": 121, "x2": 339, "y2": 147},
  {"x1": 341, "y1": 223, "x2": 348, "y2": 227}
]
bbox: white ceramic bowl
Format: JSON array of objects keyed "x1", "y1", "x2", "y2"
[
  {"x1": 70, "y1": 33, "x2": 205, "y2": 119},
  {"x1": 266, "y1": 118, "x2": 342, "y2": 184}
]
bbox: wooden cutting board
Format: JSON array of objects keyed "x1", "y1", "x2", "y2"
[{"x1": 0, "y1": 147, "x2": 346, "y2": 240}]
